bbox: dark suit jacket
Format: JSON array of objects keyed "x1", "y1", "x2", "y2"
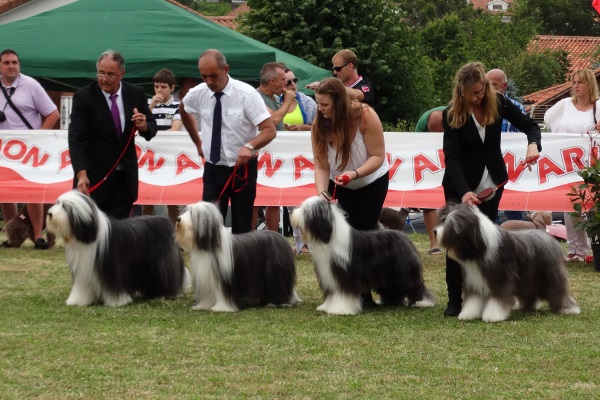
[
  {"x1": 68, "y1": 81, "x2": 157, "y2": 204},
  {"x1": 442, "y1": 93, "x2": 542, "y2": 201}
]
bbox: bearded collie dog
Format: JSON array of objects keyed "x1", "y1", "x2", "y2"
[
  {"x1": 46, "y1": 190, "x2": 191, "y2": 307},
  {"x1": 175, "y1": 201, "x2": 299, "y2": 312},
  {"x1": 435, "y1": 203, "x2": 580, "y2": 322},
  {"x1": 290, "y1": 196, "x2": 435, "y2": 315}
]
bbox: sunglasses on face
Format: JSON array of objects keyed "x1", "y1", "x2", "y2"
[
  {"x1": 285, "y1": 78, "x2": 299, "y2": 86},
  {"x1": 331, "y1": 62, "x2": 350, "y2": 72}
]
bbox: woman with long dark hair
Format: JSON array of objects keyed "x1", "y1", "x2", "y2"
[{"x1": 312, "y1": 77, "x2": 389, "y2": 306}]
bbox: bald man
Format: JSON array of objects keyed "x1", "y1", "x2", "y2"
[{"x1": 486, "y1": 69, "x2": 527, "y2": 133}]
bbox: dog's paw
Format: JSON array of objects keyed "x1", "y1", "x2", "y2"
[
  {"x1": 457, "y1": 310, "x2": 479, "y2": 321},
  {"x1": 102, "y1": 293, "x2": 133, "y2": 307},
  {"x1": 66, "y1": 298, "x2": 91, "y2": 307},
  {"x1": 559, "y1": 304, "x2": 581, "y2": 315},
  {"x1": 481, "y1": 299, "x2": 510, "y2": 322},
  {"x1": 413, "y1": 298, "x2": 435, "y2": 308},
  {"x1": 317, "y1": 295, "x2": 361, "y2": 315},
  {"x1": 210, "y1": 303, "x2": 238, "y2": 312}
]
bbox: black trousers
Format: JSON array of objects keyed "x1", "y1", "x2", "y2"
[
  {"x1": 445, "y1": 186, "x2": 504, "y2": 304},
  {"x1": 94, "y1": 171, "x2": 134, "y2": 220},
  {"x1": 202, "y1": 158, "x2": 258, "y2": 234},
  {"x1": 327, "y1": 171, "x2": 389, "y2": 231}
]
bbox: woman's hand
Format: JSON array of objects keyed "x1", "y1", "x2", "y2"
[
  {"x1": 334, "y1": 170, "x2": 359, "y2": 186},
  {"x1": 461, "y1": 191, "x2": 481, "y2": 206},
  {"x1": 525, "y1": 143, "x2": 540, "y2": 171}
]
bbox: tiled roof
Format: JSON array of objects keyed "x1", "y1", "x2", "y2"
[
  {"x1": 470, "y1": 0, "x2": 513, "y2": 11},
  {"x1": 165, "y1": 0, "x2": 248, "y2": 30},
  {"x1": 206, "y1": 2, "x2": 249, "y2": 30},
  {"x1": 206, "y1": 15, "x2": 238, "y2": 30},
  {"x1": 226, "y1": 2, "x2": 249, "y2": 18},
  {"x1": 0, "y1": 0, "x2": 30, "y2": 14},
  {"x1": 523, "y1": 81, "x2": 571, "y2": 104},
  {"x1": 528, "y1": 35, "x2": 600, "y2": 74}
]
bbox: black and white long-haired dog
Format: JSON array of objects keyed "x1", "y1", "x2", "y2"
[
  {"x1": 435, "y1": 203, "x2": 580, "y2": 322},
  {"x1": 46, "y1": 190, "x2": 191, "y2": 307},
  {"x1": 291, "y1": 196, "x2": 435, "y2": 315},
  {"x1": 175, "y1": 201, "x2": 299, "y2": 312}
]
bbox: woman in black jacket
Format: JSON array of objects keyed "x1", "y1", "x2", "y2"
[{"x1": 441, "y1": 62, "x2": 541, "y2": 317}]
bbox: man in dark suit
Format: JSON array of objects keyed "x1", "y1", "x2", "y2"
[{"x1": 68, "y1": 50, "x2": 157, "y2": 219}]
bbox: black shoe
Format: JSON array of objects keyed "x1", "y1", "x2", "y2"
[
  {"x1": 360, "y1": 292, "x2": 378, "y2": 308},
  {"x1": 1, "y1": 240, "x2": 17, "y2": 248},
  {"x1": 34, "y1": 238, "x2": 50, "y2": 250},
  {"x1": 443, "y1": 302, "x2": 461, "y2": 317}
]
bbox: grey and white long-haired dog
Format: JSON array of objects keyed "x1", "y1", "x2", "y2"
[
  {"x1": 434, "y1": 203, "x2": 580, "y2": 322},
  {"x1": 291, "y1": 196, "x2": 435, "y2": 315},
  {"x1": 176, "y1": 201, "x2": 299, "y2": 312},
  {"x1": 46, "y1": 190, "x2": 191, "y2": 307}
]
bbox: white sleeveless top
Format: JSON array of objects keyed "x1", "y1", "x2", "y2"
[{"x1": 327, "y1": 128, "x2": 389, "y2": 190}]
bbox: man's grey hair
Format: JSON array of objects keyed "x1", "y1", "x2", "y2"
[
  {"x1": 97, "y1": 50, "x2": 126, "y2": 71},
  {"x1": 260, "y1": 62, "x2": 286, "y2": 86}
]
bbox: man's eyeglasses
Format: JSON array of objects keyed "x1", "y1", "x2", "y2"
[
  {"x1": 97, "y1": 72, "x2": 118, "y2": 80},
  {"x1": 332, "y1": 62, "x2": 350, "y2": 72},
  {"x1": 285, "y1": 78, "x2": 299, "y2": 86}
]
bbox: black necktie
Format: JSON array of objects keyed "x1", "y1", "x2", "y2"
[{"x1": 210, "y1": 92, "x2": 224, "y2": 164}]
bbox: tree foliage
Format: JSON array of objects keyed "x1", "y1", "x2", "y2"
[
  {"x1": 512, "y1": 0, "x2": 600, "y2": 36},
  {"x1": 419, "y1": 8, "x2": 548, "y2": 101},
  {"x1": 239, "y1": 0, "x2": 435, "y2": 123},
  {"x1": 395, "y1": 0, "x2": 468, "y2": 29},
  {"x1": 236, "y1": 0, "x2": 589, "y2": 124},
  {"x1": 504, "y1": 50, "x2": 570, "y2": 96}
]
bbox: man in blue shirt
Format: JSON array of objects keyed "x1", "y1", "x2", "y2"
[{"x1": 487, "y1": 68, "x2": 527, "y2": 221}]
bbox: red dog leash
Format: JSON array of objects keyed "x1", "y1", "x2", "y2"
[
  {"x1": 88, "y1": 125, "x2": 137, "y2": 194},
  {"x1": 214, "y1": 163, "x2": 248, "y2": 204},
  {"x1": 477, "y1": 155, "x2": 540, "y2": 201}
]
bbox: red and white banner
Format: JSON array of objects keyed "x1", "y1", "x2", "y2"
[{"x1": 0, "y1": 130, "x2": 593, "y2": 211}]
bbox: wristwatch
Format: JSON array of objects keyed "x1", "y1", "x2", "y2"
[{"x1": 243, "y1": 142, "x2": 257, "y2": 155}]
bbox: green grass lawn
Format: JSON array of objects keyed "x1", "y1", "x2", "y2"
[{"x1": 0, "y1": 231, "x2": 598, "y2": 399}]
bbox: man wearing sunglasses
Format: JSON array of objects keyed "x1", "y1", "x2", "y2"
[{"x1": 306, "y1": 49, "x2": 374, "y2": 106}]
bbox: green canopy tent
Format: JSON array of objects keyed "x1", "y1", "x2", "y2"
[{"x1": 0, "y1": 0, "x2": 329, "y2": 93}]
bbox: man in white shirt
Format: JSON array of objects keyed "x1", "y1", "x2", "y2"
[{"x1": 180, "y1": 49, "x2": 276, "y2": 233}]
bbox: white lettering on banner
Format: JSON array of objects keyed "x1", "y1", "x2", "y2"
[{"x1": 0, "y1": 130, "x2": 593, "y2": 211}]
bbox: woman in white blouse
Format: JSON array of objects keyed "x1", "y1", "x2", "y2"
[{"x1": 545, "y1": 68, "x2": 600, "y2": 262}]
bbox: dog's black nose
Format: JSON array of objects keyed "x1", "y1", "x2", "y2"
[
  {"x1": 432, "y1": 229, "x2": 437, "y2": 235},
  {"x1": 176, "y1": 216, "x2": 181, "y2": 222}
]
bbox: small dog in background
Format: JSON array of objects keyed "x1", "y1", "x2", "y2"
[
  {"x1": 292, "y1": 196, "x2": 434, "y2": 315},
  {"x1": 435, "y1": 203, "x2": 580, "y2": 322},
  {"x1": 1, "y1": 204, "x2": 55, "y2": 249},
  {"x1": 500, "y1": 211, "x2": 552, "y2": 231},
  {"x1": 378, "y1": 207, "x2": 409, "y2": 231},
  {"x1": 46, "y1": 190, "x2": 190, "y2": 307},
  {"x1": 176, "y1": 201, "x2": 299, "y2": 312}
]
